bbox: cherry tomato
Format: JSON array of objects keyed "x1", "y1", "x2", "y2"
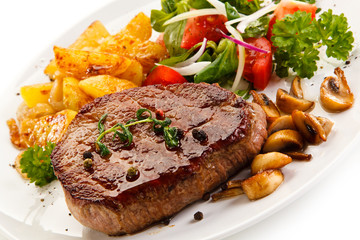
[
  {"x1": 243, "y1": 37, "x2": 272, "y2": 90},
  {"x1": 267, "y1": 1, "x2": 317, "y2": 44},
  {"x1": 143, "y1": 65, "x2": 187, "y2": 86},
  {"x1": 181, "y1": 14, "x2": 228, "y2": 49}
]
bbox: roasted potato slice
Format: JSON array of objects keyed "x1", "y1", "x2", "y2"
[
  {"x1": 54, "y1": 46, "x2": 132, "y2": 79},
  {"x1": 320, "y1": 67, "x2": 354, "y2": 112},
  {"x1": 45, "y1": 20, "x2": 110, "y2": 81},
  {"x1": 117, "y1": 59, "x2": 144, "y2": 86},
  {"x1": 276, "y1": 89, "x2": 314, "y2": 114},
  {"x1": 19, "y1": 109, "x2": 77, "y2": 148},
  {"x1": 118, "y1": 12, "x2": 152, "y2": 41},
  {"x1": 63, "y1": 77, "x2": 93, "y2": 111},
  {"x1": 20, "y1": 82, "x2": 53, "y2": 108},
  {"x1": 15, "y1": 151, "x2": 28, "y2": 179},
  {"x1": 241, "y1": 169, "x2": 284, "y2": 200},
  {"x1": 262, "y1": 129, "x2": 303, "y2": 153},
  {"x1": 99, "y1": 35, "x2": 168, "y2": 73},
  {"x1": 70, "y1": 20, "x2": 110, "y2": 50},
  {"x1": 267, "y1": 115, "x2": 296, "y2": 136},
  {"x1": 250, "y1": 90, "x2": 281, "y2": 124},
  {"x1": 79, "y1": 75, "x2": 138, "y2": 98},
  {"x1": 16, "y1": 102, "x2": 55, "y2": 124},
  {"x1": 251, "y1": 152, "x2": 292, "y2": 175}
]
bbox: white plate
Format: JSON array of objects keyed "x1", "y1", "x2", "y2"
[{"x1": 0, "y1": 0, "x2": 360, "y2": 239}]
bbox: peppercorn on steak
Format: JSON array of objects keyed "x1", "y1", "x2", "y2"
[{"x1": 51, "y1": 83, "x2": 267, "y2": 235}]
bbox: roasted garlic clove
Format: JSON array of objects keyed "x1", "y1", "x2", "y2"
[
  {"x1": 290, "y1": 76, "x2": 303, "y2": 99},
  {"x1": 316, "y1": 116, "x2": 334, "y2": 137},
  {"x1": 276, "y1": 89, "x2": 314, "y2": 114},
  {"x1": 241, "y1": 169, "x2": 284, "y2": 201},
  {"x1": 320, "y1": 67, "x2": 354, "y2": 112},
  {"x1": 251, "y1": 152, "x2": 292, "y2": 175},
  {"x1": 250, "y1": 90, "x2": 281, "y2": 123},
  {"x1": 284, "y1": 151, "x2": 312, "y2": 161},
  {"x1": 292, "y1": 110, "x2": 327, "y2": 145},
  {"x1": 267, "y1": 115, "x2": 296, "y2": 136},
  {"x1": 262, "y1": 129, "x2": 304, "y2": 153}
]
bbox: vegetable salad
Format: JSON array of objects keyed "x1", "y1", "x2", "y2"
[{"x1": 149, "y1": 0, "x2": 354, "y2": 92}]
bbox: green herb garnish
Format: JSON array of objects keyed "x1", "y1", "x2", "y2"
[
  {"x1": 272, "y1": 9, "x2": 354, "y2": 78},
  {"x1": 19, "y1": 142, "x2": 57, "y2": 187},
  {"x1": 95, "y1": 109, "x2": 179, "y2": 156}
]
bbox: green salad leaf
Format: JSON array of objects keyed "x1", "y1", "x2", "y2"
[
  {"x1": 20, "y1": 142, "x2": 57, "y2": 187},
  {"x1": 194, "y1": 38, "x2": 238, "y2": 83}
]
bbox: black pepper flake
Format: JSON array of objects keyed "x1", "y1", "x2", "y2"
[
  {"x1": 192, "y1": 129, "x2": 208, "y2": 142},
  {"x1": 202, "y1": 192, "x2": 210, "y2": 201},
  {"x1": 69, "y1": 213, "x2": 72, "y2": 216},
  {"x1": 16, "y1": 93, "x2": 20, "y2": 96},
  {"x1": 83, "y1": 151, "x2": 93, "y2": 159},
  {"x1": 161, "y1": 218, "x2": 171, "y2": 225},
  {"x1": 194, "y1": 211, "x2": 203, "y2": 221},
  {"x1": 345, "y1": 60, "x2": 351, "y2": 65}
]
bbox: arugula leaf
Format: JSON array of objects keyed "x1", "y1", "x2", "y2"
[
  {"x1": 225, "y1": 0, "x2": 262, "y2": 15},
  {"x1": 272, "y1": 10, "x2": 354, "y2": 78},
  {"x1": 188, "y1": 0, "x2": 212, "y2": 9},
  {"x1": 225, "y1": 2, "x2": 241, "y2": 21},
  {"x1": 242, "y1": 15, "x2": 270, "y2": 38},
  {"x1": 20, "y1": 142, "x2": 57, "y2": 187},
  {"x1": 194, "y1": 38, "x2": 238, "y2": 83}
]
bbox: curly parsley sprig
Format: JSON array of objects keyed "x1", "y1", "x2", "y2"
[
  {"x1": 272, "y1": 9, "x2": 354, "y2": 79},
  {"x1": 95, "y1": 109, "x2": 179, "y2": 157},
  {"x1": 20, "y1": 142, "x2": 57, "y2": 187}
]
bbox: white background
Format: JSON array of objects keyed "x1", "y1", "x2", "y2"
[{"x1": 0, "y1": 0, "x2": 359, "y2": 239}]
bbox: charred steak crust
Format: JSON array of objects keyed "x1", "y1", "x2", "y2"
[{"x1": 51, "y1": 83, "x2": 267, "y2": 235}]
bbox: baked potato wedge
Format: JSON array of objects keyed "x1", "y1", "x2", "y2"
[
  {"x1": 63, "y1": 77, "x2": 93, "y2": 111},
  {"x1": 79, "y1": 75, "x2": 138, "y2": 98},
  {"x1": 54, "y1": 46, "x2": 132, "y2": 79}
]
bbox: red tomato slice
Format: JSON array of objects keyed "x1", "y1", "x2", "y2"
[
  {"x1": 274, "y1": 0, "x2": 317, "y2": 20},
  {"x1": 181, "y1": 14, "x2": 228, "y2": 50},
  {"x1": 143, "y1": 65, "x2": 187, "y2": 86},
  {"x1": 267, "y1": 1, "x2": 317, "y2": 44},
  {"x1": 243, "y1": 37, "x2": 272, "y2": 90}
]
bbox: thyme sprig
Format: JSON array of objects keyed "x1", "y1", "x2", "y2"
[{"x1": 95, "y1": 108, "x2": 179, "y2": 157}]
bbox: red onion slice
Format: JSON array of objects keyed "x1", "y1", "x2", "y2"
[{"x1": 218, "y1": 30, "x2": 270, "y2": 54}]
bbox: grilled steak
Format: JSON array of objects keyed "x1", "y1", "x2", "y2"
[{"x1": 51, "y1": 83, "x2": 267, "y2": 235}]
